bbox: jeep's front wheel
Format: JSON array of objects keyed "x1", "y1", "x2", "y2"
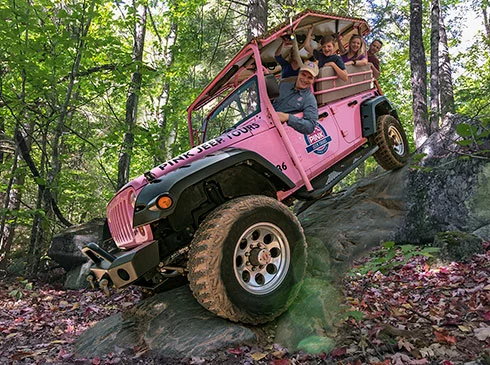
[
  {"x1": 187, "y1": 195, "x2": 307, "y2": 324},
  {"x1": 373, "y1": 114, "x2": 410, "y2": 170}
]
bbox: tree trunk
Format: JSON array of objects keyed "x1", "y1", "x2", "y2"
[
  {"x1": 483, "y1": 5, "x2": 490, "y2": 39},
  {"x1": 438, "y1": 6, "x2": 455, "y2": 116},
  {"x1": 27, "y1": 123, "x2": 50, "y2": 275},
  {"x1": 154, "y1": 20, "x2": 177, "y2": 165},
  {"x1": 247, "y1": 0, "x2": 268, "y2": 41},
  {"x1": 49, "y1": 0, "x2": 96, "y2": 219},
  {"x1": 117, "y1": 2, "x2": 147, "y2": 190},
  {"x1": 410, "y1": 0, "x2": 429, "y2": 148},
  {"x1": 0, "y1": 145, "x2": 23, "y2": 270},
  {"x1": 429, "y1": 0, "x2": 440, "y2": 132}
]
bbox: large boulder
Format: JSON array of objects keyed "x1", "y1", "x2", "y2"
[
  {"x1": 48, "y1": 218, "x2": 106, "y2": 270},
  {"x1": 48, "y1": 218, "x2": 114, "y2": 289},
  {"x1": 74, "y1": 285, "x2": 256, "y2": 359}
]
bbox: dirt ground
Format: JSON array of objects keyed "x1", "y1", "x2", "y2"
[{"x1": 1, "y1": 246, "x2": 489, "y2": 364}]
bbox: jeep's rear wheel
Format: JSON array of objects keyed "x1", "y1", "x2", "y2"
[
  {"x1": 373, "y1": 114, "x2": 410, "y2": 170},
  {"x1": 187, "y1": 195, "x2": 307, "y2": 324}
]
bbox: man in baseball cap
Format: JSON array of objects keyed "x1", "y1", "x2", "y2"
[
  {"x1": 299, "y1": 60, "x2": 319, "y2": 77},
  {"x1": 273, "y1": 60, "x2": 319, "y2": 135}
]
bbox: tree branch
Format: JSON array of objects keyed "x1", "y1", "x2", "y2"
[{"x1": 14, "y1": 130, "x2": 72, "y2": 227}]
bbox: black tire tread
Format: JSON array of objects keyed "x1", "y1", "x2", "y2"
[
  {"x1": 373, "y1": 114, "x2": 410, "y2": 170},
  {"x1": 187, "y1": 195, "x2": 306, "y2": 324}
]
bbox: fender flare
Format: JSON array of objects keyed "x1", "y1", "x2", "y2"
[
  {"x1": 133, "y1": 148, "x2": 295, "y2": 227},
  {"x1": 360, "y1": 96, "x2": 399, "y2": 137}
]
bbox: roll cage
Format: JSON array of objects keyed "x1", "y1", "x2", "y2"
[{"x1": 187, "y1": 9, "x2": 371, "y2": 147}]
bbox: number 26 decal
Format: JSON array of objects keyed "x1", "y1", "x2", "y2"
[{"x1": 276, "y1": 162, "x2": 287, "y2": 171}]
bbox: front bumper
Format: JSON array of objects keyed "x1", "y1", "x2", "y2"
[{"x1": 81, "y1": 240, "x2": 159, "y2": 288}]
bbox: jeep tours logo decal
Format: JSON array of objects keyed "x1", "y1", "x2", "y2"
[{"x1": 304, "y1": 124, "x2": 332, "y2": 155}]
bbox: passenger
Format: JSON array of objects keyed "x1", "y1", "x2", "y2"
[
  {"x1": 367, "y1": 39, "x2": 383, "y2": 79},
  {"x1": 336, "y1": 34, "x2": 368, "y2": 67},
  {"x1": 273, "y1": 60, "x2": 319, "y2": 135},
  {"x1": 274, "y1": 37, "x2": 300, "y2": 78},
  {"x1": 304, "y1": 26, "x2": 347, "y2": 81}
]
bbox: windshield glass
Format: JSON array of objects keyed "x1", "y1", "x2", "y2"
[{"x1": 193, "y1": 76, "x2": 260, "y2": 142}]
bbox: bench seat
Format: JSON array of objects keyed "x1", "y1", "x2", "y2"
[{"x1": 315, "y1": 64, "x2": 374, "y2": 105}]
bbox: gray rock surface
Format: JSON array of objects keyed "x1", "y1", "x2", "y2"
[
  {"x1": 48, "y1": 218, "x2": 116, "y2": 289},
  {"x1": 74, "y1": 285, "x2": 256, "y2": 358},
  {"x1": 48, "y1": 218, "x2": 107, "y2": 271}
]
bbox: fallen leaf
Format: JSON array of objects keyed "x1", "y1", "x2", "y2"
[
  {"x1": 434, "y1": 330, "x2": 456, "y2": 345},
  {"x1": 250, "y1": 352, "x2": 267, "y2": 361},
  {"x1": 397, "y1": 338, "x2": 414, "y2": 352},
  {"x1": 474, "y1": 326, "x2": 490, "y2": 341},
  {"x1": 271, "y1": 359, "x2": 290, "y2": 365},
  {"x1": 228, "y1": 347, "x2": 242, "y2": 355}
]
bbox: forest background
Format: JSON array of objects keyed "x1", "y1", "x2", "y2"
[{"x1": 0, "y1": 0, "x2": 489, "y2": 277}]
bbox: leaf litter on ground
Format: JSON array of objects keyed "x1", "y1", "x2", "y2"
[{"x1": 0, "y1": 244, "x2": 489, "y2": 364}]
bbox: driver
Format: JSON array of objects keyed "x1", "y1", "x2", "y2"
[{"x1": 273, "y1": 60, "x2": 319, "y2": 135}]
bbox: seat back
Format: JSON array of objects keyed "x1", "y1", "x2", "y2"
[
  {"x1": 265, "y1": 74, "x2": 280, "y2": 100},
  {"x1": 315, "y1": 64, "x2": 374, "y2": 106}
]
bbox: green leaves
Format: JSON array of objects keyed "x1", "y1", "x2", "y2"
[
  {"x1": 456, "y1": 123, "x2": 479, "y2": 138},
  {"x1": 349, "y1": 242, "x2": 440, "y2": 276},
  {"x1": 455, "y1": 121, "x2": 490, "y2": 152},
  {"x1": 8, "y1": 279, "x2": 33, "y2": 300}
]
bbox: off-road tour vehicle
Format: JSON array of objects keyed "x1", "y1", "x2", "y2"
[{"x1": 82, "y1": 10, "x2": 410, "y2": 324}]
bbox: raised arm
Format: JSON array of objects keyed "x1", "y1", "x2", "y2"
[
  {"x1": 275, "y1": 39, "x2": 285, "y2": 57},
  {"x1": 335, "y1": 34, "x2": 347, "y2": 55},
  {"x1": 291, "y1": 35, "x2": 304, "y2": 68},
  {"x1": 303, "y1": 26, "x2": 315, "y2": 55}
]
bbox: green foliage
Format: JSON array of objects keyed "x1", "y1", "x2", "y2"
[
  {"x1": 8, "y1": 279, "x2": 33, "y2": 300},
  {"x1": 455, "y1": 121, "x2": 490, "y2": 155},
  {"x1": 297, "y1": 335, "x2": 336, "y2": 354},
  {"x1": 349, "y1": 241, "x2": 440, "y2": 276},
  {"x1": 342, "y1": 310, "x2": 365, "y2": 322},
  {"x1": 454, "y1": 34, "x2": 490, "y2": 126}
]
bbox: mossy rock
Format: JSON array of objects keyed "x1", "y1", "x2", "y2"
[{"x1": 432, "y1": 231, "x2": 483, "y2": 262}]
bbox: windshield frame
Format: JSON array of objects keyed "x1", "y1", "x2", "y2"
[{"x1": 199, "y1": 75, "x2": 261, "y2": 142}]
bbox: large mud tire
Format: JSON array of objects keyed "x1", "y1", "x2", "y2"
[
  {"x1": 187, "y1": 195, "x2": 307, "y2": 324},
  {"x1": 373, "y1": 114, "x2": 410, "y2": 170}
]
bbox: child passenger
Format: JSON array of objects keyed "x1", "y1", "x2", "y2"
[{"x1": 304, "y1": 26, "x2": 347, "y2": 81}]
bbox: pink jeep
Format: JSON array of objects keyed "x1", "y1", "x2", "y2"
[{"x1": 82, "y1": 10, "x2": 409, "y2": 324}]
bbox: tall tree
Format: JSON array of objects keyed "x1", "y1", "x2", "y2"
[
  {"x1": 482, "y1": 1, "x2": 490, "y2": 39},
  {"x1": 117, "y1": 1, "x2": 148, "y2": 189},
  {"x1": 247, "y1": 0, "x2": 268, "y2": 41},
  {"x1": 438, "y1": 5, "x2": 455, "y2": 116},
  {"x1": 410, "y1": 0, "x2": 430, "y2": 147},
  {"x1": 429, "y1": 0, "x2": 440, "y2": 131}
]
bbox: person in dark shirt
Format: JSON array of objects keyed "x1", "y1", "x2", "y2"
[
  {"x1": 303, "y1": 26, "x2": 347, "y2": 81},
  {"x1": 274, "y1": 37, "x2": 300, "y2": 78},
  {"x1": 367, "y1": 39, "x2": 383, "y2": 79},
  {"x1": 273, "y1": 60, "x2": 319, "y2": 135}
]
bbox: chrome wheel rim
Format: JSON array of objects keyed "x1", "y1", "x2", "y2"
[
  {"x1": 388, "y1": 125, "x2": 405, "y2": 156},
  {"x1": 233, "y1": 222, "x2": 290, "y2": 295}
]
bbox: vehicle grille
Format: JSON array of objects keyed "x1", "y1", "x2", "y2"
[{"x1": 106, "y1": 187, "x2": 153, "y2": 248}]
